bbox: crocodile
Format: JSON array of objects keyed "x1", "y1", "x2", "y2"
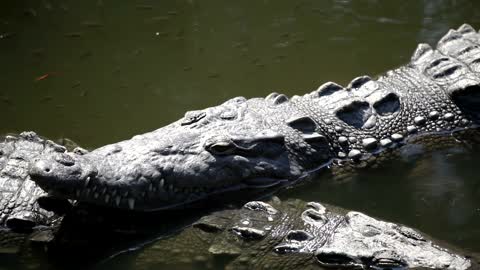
[
  {"x1": 4, "y1": 193, "x2": 478, "y2": 270},
  {"x1": 131, "y1": 198, "x2": 477, "y2": 270},
  {"x1": 28, "y1": 24, "x2": 480, "y2": 211},
  {"x1": 0, "y1": 132, "x2": 79, "y2": 254},
  {"x1": 0, "y1": 132, "x2": 57, "y2": 231}
]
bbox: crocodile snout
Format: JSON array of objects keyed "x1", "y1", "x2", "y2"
[
  {"x1": 28, "y1": 160, "x2": 54, "y2": 179},
  {"x1": 29, "y1": 152, "x2": 77, "y2": 178},
  {"x1": 29, "y1": 152, "x2": 95, "y2": 193},
  {"x1": 29, "y1": 157, "x2": 68, "y2": 195},
  {"x1": 29, "y1": 159, "x2": 55, "y2": 178}
]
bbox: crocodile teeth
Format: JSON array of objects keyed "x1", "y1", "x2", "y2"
[
  {"x1": 148, "y1": 183, "x2": 153, "y2": 192},
  {"x1": 75, "y1": 190, "x2": 81, "y2": 198},
  {"x1": 84, "y1": 176, "x2": 91, "y2": 187},
  {"x1": 94, "y1": 192, "x2": 99, "y2": 199},
  {"x1": 105, "y1": 194, "x2": 110, "y2": 203},
  {"x1": 115, "y1": 196, "x2": 121, "y2": 206},
  {"x1": 159, "y1": 179, "x2": 165, "y2": 188},
  {"x1": 128, "y1": 198, "x2": 135, "y2": 210}
]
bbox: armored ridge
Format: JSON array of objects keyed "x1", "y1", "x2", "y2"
[
  {"x1": 135, "y1": 198, "x2": 476, "y2": 270},
  {"x1": 29, "y1": 24, "x2": 480, "y2": 211}
]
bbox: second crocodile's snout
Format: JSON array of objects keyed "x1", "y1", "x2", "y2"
[{"x1": 29, "y1": 152, "x2": 97, "y2": 197}]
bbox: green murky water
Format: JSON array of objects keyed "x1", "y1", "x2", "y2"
[{"x1": 1, "y1": 0, "x2": 480, "y2": 269}]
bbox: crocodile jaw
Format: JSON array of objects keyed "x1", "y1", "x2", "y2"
[{"x1": 29, "y1": 150, "x2": 292, "y2": 211}]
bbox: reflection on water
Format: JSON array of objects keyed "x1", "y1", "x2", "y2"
[{"x1": 1, "y1": 0, "x2": 480, "y2": 269}]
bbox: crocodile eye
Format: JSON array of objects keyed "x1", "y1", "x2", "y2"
[{"x1": 205, "y1": 141, "x2": 236, "y2": 155}]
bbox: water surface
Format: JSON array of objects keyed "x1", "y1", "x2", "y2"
[{"x1": 1, "y1": 0, "x2": 480, "y2": 269}]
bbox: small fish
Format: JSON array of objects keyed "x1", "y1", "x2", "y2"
[
  {"x1": 35, "y1": 74, "x2": 50, "y2": 81},
  {"x1": 34, "y1": 72, "x2": 59, "y2": 82}
]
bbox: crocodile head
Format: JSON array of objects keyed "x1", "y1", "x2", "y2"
[{"x1": 29, "y1": 96, "x2": 333, "y2": 211}]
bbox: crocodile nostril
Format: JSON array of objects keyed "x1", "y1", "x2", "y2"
[{"x1": 29, "y1": 160, "x2": 53, "y2": 177}]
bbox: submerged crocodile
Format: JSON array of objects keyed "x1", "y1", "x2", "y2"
[
  {"x1": 3, "y1": 188, "x2": 478, "y2": 270},
  {"x1": 28, "y1": 24, "x2": 480, "y2": 211},
  {"x1": 133, "y1": 198, "x2": 477, "y2": 270}
]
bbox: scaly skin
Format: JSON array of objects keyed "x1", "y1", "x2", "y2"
[
  {"x1": 29, "y1": 24, "x2": 480, "y2": 211},
  {"x1": 0, "y1": 132, "x2": 79, "y2": 254},
  {"x1": 0, "y1": 132, "x2": 68, "y2": 230},
  {"x1": 134, "y1": 198, "x2": 476, "y2": 270}
]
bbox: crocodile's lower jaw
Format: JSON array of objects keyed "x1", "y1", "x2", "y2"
[{"x1": 40, "y1": 176, "x2": 288, "y2": 211}]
